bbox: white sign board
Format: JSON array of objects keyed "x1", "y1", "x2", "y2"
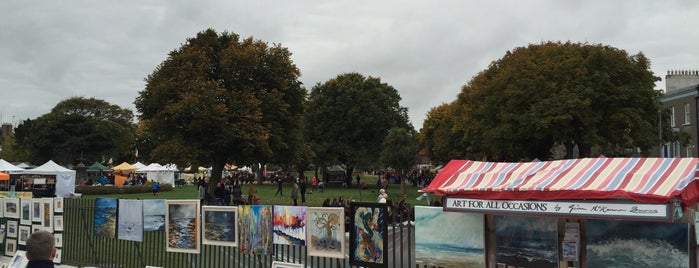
[{"x1": 444, "y1": 197, "x2": 670, "y2": 220}]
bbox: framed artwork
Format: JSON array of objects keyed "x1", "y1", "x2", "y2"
[
  {"x1": 307, "y1": 207, "x2": 344, "y2": 258},
  {"x1": 0, "y1": 224, "x2": 5, "y2": 242},
  {"x1": 7, "y1": 250, "x2": 26, "y2": 268},
  {"x1": 495, "y1": 215, "x2": 558, "y2": 268},
  {"x1": 32, "y1": 224, "x2": 42, "y2": 233},
  {"x1": 4, "y1": 198, "x2": 19, "y2": 219},
  {"x1": 53, "y1": 248, "x2": 62, "y2": 264},
  {"x1": 54, "y1": 215, "x2": 64, "y2": 232},
  {"x1": 202, "y1": 206, "x2": 238, "y2": 247},
  {"x1": 54, "y1": 197, "x2": 64, "y2": 213},
  {"x1": 4, "y1": 239, "x2": 16, "y2": 256},
  {"x1": 17, "y1": 226, "x2": 30, "y2": 246},
  {"x1": 271, "y1": 261, "x2": 303, "y2": 268},
  {"x1": 7, "y1": 220, "x2": 18, "y2": 238},
  {"x1": 349, "y1": 202, "x2": 388, "y2": 268},
  {"x1": 93, "y1": 198, "x2": 117, "y2": 238},
  {"x1": 143, "y1": 199, "x2": 166, "y2": 232},
  {"x1": 165, "y1": 200, "x2": 200, "y2": 253},
  {"x1": 238, "y1": 205, "x2": 273, "y2": 255},
  {"x1": 0, "y1": 198, "x2": 4, "y2": 217},
  {"x1": 273, "y1": 205, "x2": 306, "y2": 246},
  {"x1": 118, "y1": 199, "x2": 143, "y2": 242},
  {"x1": 54, "y1": 232, "x2": 63, "y2": 248},
  {"x1": 31, "y1": 199, "x2": 41, "y2": 223},
  {"x1": 40, "y1": 198, "x2": 54, "y2": 232},
  {"x1": 415, "y1": 206, "x2": 485, "y2": 267},
  {"x1": 20, "y1": 198, "x2": 32, "y2": 225}
]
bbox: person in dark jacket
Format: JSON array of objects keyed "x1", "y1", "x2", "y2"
[
  {"x1": 26, "y1": 230, "x2": 56, "y2": 268},
  {"x1": 299, "y1": 178, "x2": 307, "y2": 205}
]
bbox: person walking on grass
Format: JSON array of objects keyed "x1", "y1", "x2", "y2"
[
  {"x1": 291, "y1": 182, "x2": 299, "y2": 206},
  {"x1": 300, "y1": 177, "x2": 307, "y2": 205},
  {"x1": 275, "y1": 175, "x2": 283, "y2": 196}
]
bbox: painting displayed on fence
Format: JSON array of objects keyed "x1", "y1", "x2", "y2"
[
  {"x1": 4, "y1": 198, "x2": 19, "y2": 219},
  {"x1": 7, "y1": 220, "x2": 17, "y2": 238},
  {"x1": 415, "y1": 206, "x2": 484, "y2": 267},
  {"x1": 54, "y1": 215, "x2": 64, "y2": 232},
  {"x1": 19, "y1": 198, "x2": 31, "y2": 225},
  {"x1": 306, "y1": 207, "x2": 344, "y2": 258},
  {"x1": 587, "y1": 220, "x2": 689, "y2": 267},
  {"x1": 166, "y1": 200, "x2": 200, "y2": 253},
  {"x1": 349, "y1": 202, "x2": 388, "y2": 268},
  {"x1": 143, "y1": 199, "x2": 166, "y2": 232},
  {"x1": 54, "y1": 197, "x2": 64, "y2": 213},
  {"x1": 41, "y1": 198, "x2": 54, "y2": 231},
  {"x1": 93, "y1": 198, "x2": 118, "y2": 238},
  {"x1": 239, "y1": 205, "x2": 273, "y2": 255},
  {"x1": 271, "y1": 261, "x2": 303, "y2": 268},
  {"x1": 118, "y1": 199, "x2": 144, "y2": 242},
  {"x1": 17, "y1": 226, "x2": 30, "y2": 246},
  {"x1": 32, "y1": 199, "x2": 41, "y2": 223},
  {"x1": 4, "y1": 239, "x2": 16, "y2": 256},
  {"x1": 202, "y1": 206, "x2": 238, "y2": 247},
  {"x1": 495, "y1": 215, "x2": 557, "y2": 268},
  {"x1": 273, "y1": 205, "x2": 306, "y2": 246}
]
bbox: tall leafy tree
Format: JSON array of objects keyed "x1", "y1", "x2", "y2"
[
  {"x1": 135, "y1": 29, "x2": 307, "y2": 188},
  {"x1": 306, "y1": 73, "x2": 412, "y2": 177},
  {"x1": 380, "y1": 127, "x2": 418, "y2": 194},
  {"x1": 13, "y1": 97, "x2": 135, "y2": 165}
]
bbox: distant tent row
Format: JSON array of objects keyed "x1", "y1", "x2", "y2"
[
  {"x1": 0, "y1": 159, "x2": 76, "y2": 198},
  {"x1": 111, "y1": 162, "x2": 176, "y2": 185}
]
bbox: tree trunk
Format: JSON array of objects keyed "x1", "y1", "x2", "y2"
[{"x1": 208, "y1": 155, "x2": 226, "y2": 195}]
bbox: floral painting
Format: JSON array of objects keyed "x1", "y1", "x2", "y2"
[
  {"x1": 166, "y1": 200, "x2": 200, "y2": 253},
  {"x1": 239, "y1": 205, "x2": 273, "y2": 255},
  {"x1": 349, "y1": 202, "x2": 387, "y2": 268},
  {"x1": 273, "y1": 205, "x2": 306, "y2": 246},
  {"x1": 117, "y1": 199, "x2": 143, "y2": 242},
  {"x1": 307, "y1": 207, "x2": 344, "y2": 258},
  {"x1": 202, "y1": 206, "x2": 237, "y2": 247},
  {"x1": 415, "y1": 206, "x2": 484, "y2": 267},
  {"x1": 143, "y1": 199, "x2": 166, "y2": 232},
  {"x1": 93, "y1": 198, "x2": 118, "y2": 238}
]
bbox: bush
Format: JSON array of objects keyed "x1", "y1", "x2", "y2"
[{"x1": 76, "y1": 184, "x2": 173, "y2": 195}]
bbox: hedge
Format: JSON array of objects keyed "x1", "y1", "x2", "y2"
[{"x1": 75, "y1": 183, "x2": 173, "y2": 195}]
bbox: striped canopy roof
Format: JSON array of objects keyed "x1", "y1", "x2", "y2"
[{"x1": 422, "y1": 157, "x2": 699, "y2": 205}]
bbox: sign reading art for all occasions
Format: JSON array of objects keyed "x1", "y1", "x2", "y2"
[{"x1": 444, "y1": 197, "x2": 670, "y2": 220}]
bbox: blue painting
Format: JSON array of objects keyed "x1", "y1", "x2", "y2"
[
  {"x1": 415, "y1": 206, "x2": 484, "y2": 267},
  {"x1": 143, "y1": 199, "x2": 166, "y2": 232},
  {"x1": 587, "y1": 220, "x2": 688, "y2": 268},
  {"x1": 166, "y1": 200, "x2": 200, "y2": 253},
  {"x1": 93, "y1": 198, "x2": 118, "y2": 238},
  {"x1": 202, "y1": 206, "x2": 237, "y2": 247},
  {"x1": 495, "y1": 215, "x2": 557, "y2": 268}
]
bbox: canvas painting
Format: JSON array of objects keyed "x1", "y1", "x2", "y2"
[
  {"x1": 415, "y1": 206, "x2": 485, "y2": 267},
  {"x1": 239, "y1": 205, "x2": 273, "y2": 255},
  {"x1": 31, "y1": 199, "x2": 41, "y2": 223},
  {"x1": 143, "y1": 199, "x2": 166, "y2": 231},
  {"x1": 4, "y1": 198, "x2": 19, "y2": 219},
  {"x1": 202, "y1": 206, "x2": 238, "y2": 247},
  {"x1": 54, "y1": 215, "x2": 64, "y2": 232},
  {"x1": 166, "y1": 200, "x2": 200, "y2": 253},
  {"x1": 54, "y1": 232, "x2": 63, "y2": 248},
  {"x1": 495, "y1": 215, "x2": 558, "y2": 268},
  {"x1": 306, "y1": 207, "x2": 344, "y2": 258},
  {"x1": 54, "y1": 197, "x2": 64, "y2": 213},
  {"x1": 19, "y1": 198, "x2": 31, "y2": 225},
  {"x1": 271, "y1": 261, "x2": 303, "y2": 268},
  {"x1": 273, "y1": 205, "x2": 306, "y2": 246},
  {"x1": 118, "y1": 199, "x2": 144, "y2": 242},
  {"x1": 41, "y1": 198, "x2": 54, "y2": 231},
  {"x1": 7, "y1": 220, "x2": 18, "y2": 238},
  {"x1": 4, "y1": 239, "x2": 16, "y2": 256},
  {"x1": 17, "y1": 226, "x2": 30, "y2": 246},
  {"x1": 587, "y1": 220, "x2": 689, "y2": 267},
  {"x1": 93, "y1": 198, "x2": 118, "y2": 238},
  {"x1": 349, "y1": 202, "x2": 388, "y2": 268}
]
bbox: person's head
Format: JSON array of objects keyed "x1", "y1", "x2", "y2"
[
  {"x1": 379, "y1": 189, "x2": 386, "y2": 194},
  {"x1": 25, "y1": 230, "x2": 56, "y2": 261}
]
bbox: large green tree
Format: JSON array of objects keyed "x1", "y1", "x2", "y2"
[
  {"x1": 423, "y1": 42, "x2": 664, "y2": 161},
  {"x1": 306, "y1": 73, "x2": 412, "y2": 177},
  {"x1": 14, "y1": 97, "x2": 135, "y2": 165},
  {"x1": 135, "y1": 29, "x2": 308, "y2": 188},
  {"x1": 380, "y1": 127, "x2": 419, "y2": 194}
]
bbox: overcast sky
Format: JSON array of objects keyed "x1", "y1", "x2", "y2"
[{"x1": 1, "y1": 1, "x2": 698, "y2": 130}]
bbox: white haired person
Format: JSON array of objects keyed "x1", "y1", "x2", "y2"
[
  {"x1": 26, "y1": 230, "x2": 56, "y2": 268},
  {"x1": 377, "y1": 188, "x2": 388, "y2": 203}
]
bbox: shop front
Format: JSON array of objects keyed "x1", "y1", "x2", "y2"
[{"x1": 421, "y1": 157, "x2": 699, "y2": 268}]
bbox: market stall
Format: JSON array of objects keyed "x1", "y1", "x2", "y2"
[
  {"x1": 23, "y1": 160, "x2": 76, "y2": 198},
  {"x1": 421, "y1": 157, "x2": 699, "y2": 268}
]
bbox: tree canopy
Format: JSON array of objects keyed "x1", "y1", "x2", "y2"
[
  {"x1": 421, "y1": 41, "x2": 663, "y2": 161},
  {"x1": 135, "y1": 29, "x2": 308, "y2": 184}
]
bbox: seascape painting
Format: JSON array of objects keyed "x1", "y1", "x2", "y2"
[
  {"x1": 415, "y1": 206, "x2": 484, "y2": 267},
  {"x1": 239, "y1": 205, "x2": 273, "y2": 255},
  {"x1": 32, "y1": 199, "x2": 41, "y2": 223},
  {"x1": 202, "y1": 206, "x2": 238, "y2": 247},
  {"x1": 93, "y1": 198, "x2": 118, "y2": 238},
  {"x1": 20, "y1": 198, "x2": 31, "y2": 225},
  {"x1": 495, "y1": 215, "x2": 557, "y2": 268},
  {"x1": 117, "y1": 199, "x2": 144, "y2": 242},
  {"x1": 143, "y1": 199, "x2": 166, "y2": 231},
  {"x1": 349, "y1": 202, "x2": 388, "y2": 268},
  {"x1": 587, "y1": 220, "x2": 689, "y2": 268},
  {"x1": 273, "y1": 205, "x2": 306, "y2": 246},
  {"x1": 166, "y1": 200, "x2": 200, "y2": 253},
  {"x1": 306, "y1": 207, "x2": 344, "y2": 258}
]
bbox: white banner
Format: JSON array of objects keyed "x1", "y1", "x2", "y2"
[{"x1": 444, "y1": 197, "x2": 670, "y2": 220}]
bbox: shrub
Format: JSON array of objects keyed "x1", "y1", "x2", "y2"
[{"x1": 76, "y1": 184, "x2": 173, "y2": 195}]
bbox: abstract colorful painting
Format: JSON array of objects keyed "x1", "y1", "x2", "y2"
[
  {"x1": 307, "y1": 207, "x2": 344, "y2": 258},
  {"x1": 349, "y1": 202, "x2": 388, "y2": 268},
  {"x1": 239, "y1": 205, "x2": 273, "y2": 255},
  {"x1": 495, "y1": 215, "x2": 557, "y2": 268},
  {"x1": 202, "y1": 206, "x2": 238, "y2": 247},
  {"x1": 118, "y1": 199, "x2": 143, "y2": 242},
  {"x1": 143, "y1": 199, "x2": 166, "y2": 231},
  {"x1": 19, "y1": 198, "x2": 31, "y2": 225},
  {"x1": 273, "y1": 205, "x2": 306, "y2": 246},
  {"x1": 587, "y1": 220, "x2": 689, "y2": 267},
  {"x1": 166, "y1": 200, "x2": 200, "y2": 253},
  {"x1": 415, "y1": 206, "x2": 484, "y2": 267},
  {"x1": 93, "y1": 198, "x2": 118, "y2": 238}
]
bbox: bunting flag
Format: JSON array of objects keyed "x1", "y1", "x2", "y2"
[
  {"x1": 107, "y1": 157, "x2": 113, "y2": 165},
  {"x1": 101, "y1": 155, "x2": 106, "y2": 164},
  {"x1": 135, "y1": 147, "x2": 139, "y2": 158}
]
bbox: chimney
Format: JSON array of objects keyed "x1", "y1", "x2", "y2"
[{"x1": 666, "y1": 70, "x2": 699, "y2": 93}]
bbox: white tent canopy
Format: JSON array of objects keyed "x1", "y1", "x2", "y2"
[
  {"x1": 131, "y1": 162, "x2": 147, "y2": 170},
  {"x1": 24, "y1": 160, "x2": 76, "y2": 197},
  {"x1": 0, "y1": 159, "x2": 25, "y2": 174},
  {"x1": 136, "y1": 163, "x2": 174, "y2": 185}
]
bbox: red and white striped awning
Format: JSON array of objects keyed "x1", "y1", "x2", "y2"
[{"x1": 422, "y1": 157, "x2": 699, "y2": 205}]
